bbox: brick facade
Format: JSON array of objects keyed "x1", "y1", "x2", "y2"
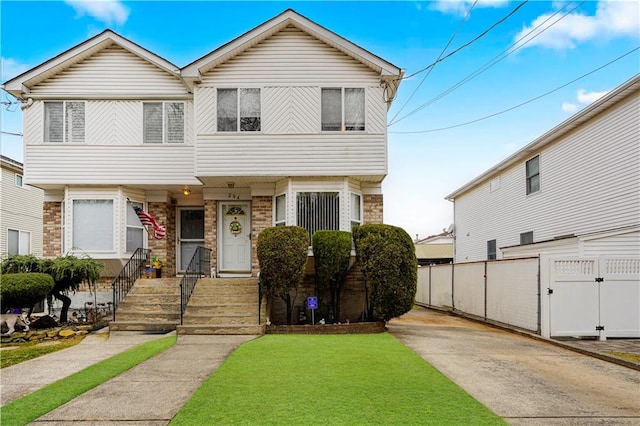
[
  {"x1": 204, "y1": 200, "x2": 217, "y2": 275},
  {"x1": 251, "y1": 196, "x2": 272, "y2": 276},
  {"x1": 363, "y1": 194, "x2": 383, "y2": 224},
  {"x1": 43, "y1": 202, "x2": 62, "y2": 257},
  {"x1": 147, "y1": 202, "x2": 176, "y2": 276}
]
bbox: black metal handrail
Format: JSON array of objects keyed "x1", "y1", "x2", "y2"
[
  {"x1": 180, "y1": 246, "x2": 212, "y2": 324},
  {"x1": 112, "y1": 247, "x2": 151, "y2": 321}
]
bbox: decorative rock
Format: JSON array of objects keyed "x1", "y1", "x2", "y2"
[
  {"x1": 47, "y1": 329, "x2": 61, "y2": 338},
  {"x1": 76, "y1": 330, "x2": 89, "y2": 336},
  {"x1": 58, "y1": 329, "x2": 76, "y2": 338}
]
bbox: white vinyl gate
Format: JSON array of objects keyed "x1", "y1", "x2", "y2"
[{"x1": 548, "y1": 257, "x2": 640, "y2": 339}]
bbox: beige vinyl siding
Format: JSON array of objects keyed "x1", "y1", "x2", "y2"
[
  {"x1": 262, "y1": 86, "x2": 319, "y2": 134},
  {"x1": 0, "y1": 166, "x2": 43, "y2": 256},
  {"x1": 29, "y1": 45, "x2": 188, "y2": 97},
  {"x1": 200, "y1": 26, "x2": 379, "y2": 86},
  {"x1": 195, "y1": 133, "x2": 385, "y2": 178},
  {"x1": 25, "y1": 144, "x2": 197, "y2": 186},
  {"x1": 23, "y1": 101, "x2": 44, "y2": 147},
  {"x1": 454, "y1": 92, "x2": 640, "y2": 262},
  {"x1": 582, "y1": 229, "x2": 640, "y2": 257}
]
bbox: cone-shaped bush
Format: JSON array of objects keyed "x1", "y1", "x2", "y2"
[{"x1": 353, "y1": 224, "x2": 417, "y2": 322}]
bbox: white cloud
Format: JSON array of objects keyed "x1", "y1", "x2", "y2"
[
  {"x1": 515, "y1": 0, "x2": 640, "y2": 50},
  {"x1": 1, "y1": 57, "x2": 30, "y2": 81},
  {"x1": 430, "y1": 0, "x2": 509, "y2": 16},
  {"x1": 65, "y1": 0, "x2": 129, "y2": 26},
  {"x1": 562, "y1": 88, "x2": 610, "y2": 113}
]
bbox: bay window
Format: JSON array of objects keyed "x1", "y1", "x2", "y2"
[
  {"x1": 126, "y1": 202, "x2": 145, "y2": 252},
  {"x1": 296, "y1": 192, "x2": 340, "y2": 240},
  {"x1": 72, "y1": 199, "x2": 114, "y2": 251},
  {"x1": 44, "y1": 101, "x2": 85, "y2": 143}
]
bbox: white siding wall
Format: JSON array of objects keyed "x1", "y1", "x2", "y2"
[
  {"x1": 195, "y1": 26, "x2": 387, "y2": 179},
  {"x1": 29, "y1": 45, "x2": 188, "y2": 97},
  {"x1": 581, "y1": 229, "x2": 640, "y2": 257},
  {"x1": 454, "y1": 92, "x2": 640, "y2": 262},
  {"x1": 0, "y1": 165, "x2": 44, "y2": 257}
]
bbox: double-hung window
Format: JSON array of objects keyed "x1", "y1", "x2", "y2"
[
  {"x1": 520, "y1": 231, "x2": 534, "y2": 245},
  {"x1": 274, "y1": 194, "x2": 286, "y2": 226},
  {"x1": 44, "y1": 101, "x2": 85, "y2": 143},
  {"x1": 143, "y1": 102, "x2": 185, "y2": 143},
  {"x1": 72, "y1": 199, "x2": 114, "y2": 251},
  {"x1": 217, "y1": 88, "x2": 261, "y2": 132},
  {"x1": 526, "y1": 155, "x2": 540, "y2": 195},
  {"x1": 487, "y1": 239, "x2": 497, "y2": 260},
  {"x1": 126, "y1": 202, "x2": 145, "y2": 252},
  {"x1": 8, "y1": 229, "x2": 30, "y2": 255},
  {"x1": 321, "y1": 88, "x2": 365, "y2": 131}
]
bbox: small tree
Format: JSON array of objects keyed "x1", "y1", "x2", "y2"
[
  {"x1": 257, "y1": 226, "x2": 309, "y2": 325},
  {"x1": 0, "y1": 273, "x2": 55, "y2": 318},
  {"x1": 353, "y1": 224, "x2": 417, "y2": 322},
  {"x1": 1, "y1": 254, "x2": 103, "y2": 323},
  {"x1": 312, "y1": 230, "x2": 352, "y2": 323}
]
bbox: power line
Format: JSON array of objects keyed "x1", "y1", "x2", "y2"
[
  {"x1": 389, "y1": 0, "x2": 586, "y2": 126},
  {"x1": 389, "y1": 47, "x2": 639, "y2": 134},
  {"x1": 1, "y1": 130, "x2": 23, "y2": 137},
  {"x1": 389, "y1": 0, "x2": 479, "y2": 124},
  {"x1": 397, "y1": 0, "x2": 529, "y2": 83}
]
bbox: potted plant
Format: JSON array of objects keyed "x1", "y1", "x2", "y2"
[{"x1": 152, "y1": 256, "x2": 164, "y2": 278}]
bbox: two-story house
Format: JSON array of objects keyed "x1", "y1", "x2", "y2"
[
  {"x1": 0, "y1": 155, "x2": 43, "y2": 258},
  {"x1": 445, "y1": 74, "x2": 639, "y2": 262},
  {"x1": 2, "y1": 10, "x2": 403, "y2": 282}
]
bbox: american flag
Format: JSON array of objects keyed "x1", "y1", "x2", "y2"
[{"x1": 133, "y1": 206, "x2": 166, "y2": 240}]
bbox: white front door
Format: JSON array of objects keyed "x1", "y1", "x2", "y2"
[{"x1": 219, "y1": 201, "x2": 251, "y2": 274}]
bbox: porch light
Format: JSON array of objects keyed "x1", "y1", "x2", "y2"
[{"x1": 182, "y1": 186, "x2": 191, "y2": 196}]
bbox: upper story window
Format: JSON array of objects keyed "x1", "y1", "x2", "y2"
[
  {"x1": 44, "y1": 101, "x2": 85, "y2": 143},
  {"x1": 526, "y1": 155, "x2": 540, "y2": 195},
  {"x1": 321, "y1": 88, "x2": 365, "y2": 131},
  {"x1": 520, "y1": 231, "x2": 534, "y2": 245},
  {"x1": 490, "y1": 176, "x2": 501, "y2": 192},
  {"x1": 487, "y1": 239, "x2": 497, "y2": 260},
  {"x1": 15, "y1": 174, "x2": 23, "y2": 187},
  {"x1": 143, "y1": 102, "x2": 185, "y2": 143},
  {"x1": 217, "y1": 88, "x2": 261, "y2": 132}
]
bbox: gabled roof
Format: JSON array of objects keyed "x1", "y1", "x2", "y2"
[
  {"x1": 445, "y1": 73, "x2": 640, "y2": 201},
  {"x1": 2, "y1": 30, "x2": 181, "y2": 97},
  {"x1": 181, "y1": 9, "x2": 404, "y2": 83}
]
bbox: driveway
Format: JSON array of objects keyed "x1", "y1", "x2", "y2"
[{"x1": 387, "y1": 307, "x2": 640, "y2": 425}]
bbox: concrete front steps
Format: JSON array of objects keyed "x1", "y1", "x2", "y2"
[
  {"x1": 109, "y1": 278, "x2": 181, "y2": 332},
  {"x1": 177, "y1": 278, "x2": 266, "y2": 335}
]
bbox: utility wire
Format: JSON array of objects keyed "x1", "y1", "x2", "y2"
[
  {"x1": 389, "y1": 0, "x2": 478, "y2": 124},
  {"x1": 1, "y1": 130, "x2": 23, "y2": 137},
  {"x1": 398, "y1": 0, "x2": 529, "y2": 83},
  {"x1": 389, "y1": 0, "x2": 585, "y2": 126},
  {"x1": 389, "y1": 46, "x2": 639, "y2": 134}
]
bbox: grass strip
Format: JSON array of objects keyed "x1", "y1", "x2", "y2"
[
  {"x1": 172, "y1": 333, "x2": 504, "y2": 425},
  {"x1": 1, "y1": 335, "x2": 176, "y2": 426}
]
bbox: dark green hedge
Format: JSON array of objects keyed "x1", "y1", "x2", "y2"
[
  {"x1": 353, "y1": 224, "x2": 417, "y2": 322},
  {"x1": 257, "y1": 226, "x2": 309, "y2": 324},
  {"x1": 0, "y1": 273, "x2": 55, "y2": 311},
  {"x1": 312, "y1": 230, "x2": 352, "y2": 321}
]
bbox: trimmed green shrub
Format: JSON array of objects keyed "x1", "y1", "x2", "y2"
[
  {"x1": 257, "y1": 226, "x2": 309, "y2": 325},
  {"x1": 1, "y1": 255, "x2": 103, "y2": 323},
  {"x1": 0, "y1": 273, "x2": 55, "y2": 316},
  {"x1": 353, "y1": 224, "x2": 417, "y2": 322},
  {"x1": 312, "y1": 230, "x2": 352, "y2": 323}
]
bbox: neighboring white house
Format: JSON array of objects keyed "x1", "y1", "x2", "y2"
[
  {"x1": 445, "y1": 74, "x2": 640, "y2": 263},
  {"x1": 2, "y1": 9, "x2": 404, "y2": 278},
  {"x1": 0, "y1": 155, "x2": 44, "y2": 258}
]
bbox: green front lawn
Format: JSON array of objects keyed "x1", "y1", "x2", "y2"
[
  {"x1": 1, "y1": 336, "x2": 86, "y2": 369},
  {"x1": 172, "y1": 333, "x2": 504, "y2": 425}
]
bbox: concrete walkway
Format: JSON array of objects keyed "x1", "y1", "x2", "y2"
[
  {"x1": 387, "y1": 307, "x2": 640, "y2": 425},
  {"x1": 27, "y1": 334, "x2": 257, "y2": 425}
]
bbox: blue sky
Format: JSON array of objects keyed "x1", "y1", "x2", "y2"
[{"x1": 1, "y1": 1, "x2": 638, "y2": 240}]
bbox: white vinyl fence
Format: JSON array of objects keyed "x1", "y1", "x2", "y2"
[{"x1": 416, "y1": 257, "x2": 540, "y2": 333}]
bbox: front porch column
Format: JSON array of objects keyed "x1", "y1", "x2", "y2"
[
  {"x1": 148, "y1": 202, "x2": 176, "y2": 276},
  {"x1": 204, "y1": 200, "x2": 217, "y2": 275},
  {"x1": 251, "y1": 196, "x2": 272, "y2": 276}
]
